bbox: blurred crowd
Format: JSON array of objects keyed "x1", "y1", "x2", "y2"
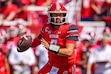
[
  {"x1": 0, "y1": 0, "x2": 111, "y2": 74},
  {"x1": 81, "y1": 0, "x2": 111, "y2": 21}
]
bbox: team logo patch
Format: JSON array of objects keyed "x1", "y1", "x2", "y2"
[
  {"x1": 63, "y1": 70, "x2": 68, "y2": 74},
  {"x1": 45, "y1": 27, "x2": 51, "y2": 34}
]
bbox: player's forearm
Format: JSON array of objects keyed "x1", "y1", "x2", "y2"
[
  {"x1": 57, "y1": 48, "x2": 74, "y2": 57},
  {"x1": 91, "y1": 4, "x2": 102, "y2": 15},
  {"x1": 5, "y1": 12, "x2": 16, "y2": 20},
  {"x1": 31, "y1": 37, "x2": 41, "y2": 47},
  {"x1": 86, "y1": 63, "x2": 92, "y2": 74},
  {"x1": 57, "y1": 44, "x2": 75, "y2": 57},
  {"x1": 4, "y1": 57, "x2": 10, "y2": 73}
]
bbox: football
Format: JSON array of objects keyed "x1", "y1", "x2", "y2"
[{"x1": 17, "y1": 35, "x2": 32, "y2": 52}]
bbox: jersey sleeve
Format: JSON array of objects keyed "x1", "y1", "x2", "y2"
[
  {"x1": 31, "y1": 26, "x2": 44, "y2": 47},
  {"x1": 66, "y1": 25, "x2": 78, "y2": 44},
  {"x1": 31, "y1": 36, "x2": 40, "y2": 47}
]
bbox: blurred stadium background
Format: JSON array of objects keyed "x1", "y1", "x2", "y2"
[{"x1": 0, "y1": 0, "x2": 111, "y2": 74}]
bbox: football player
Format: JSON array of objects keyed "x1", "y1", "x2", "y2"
[{"x1": 19, "y1": 3, "x2": 79, "y2": 74}]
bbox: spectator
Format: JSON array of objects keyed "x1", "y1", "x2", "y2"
[
  {"x1": 33, "y1": 44, "x2": 48, "y2": 74},
  {"x1": 0, "y1": 0, "x2": 6, "y2": 7},
  {"x1": 92, "y1": 0, "x2": 108, "y2": 21},
  {"x1": 17, "y1": 25, "x2": 31, "y2": 37},
  {"x1": 0, "y1": 0, "x2": 6, "y2": 20},
  {"x1": 12, "y1": 0, "x2": 21, "y2": 8},
  {"x1": 0, "y1": 0, "x2": 18, "y2": 21},
  {"x1": 103, "y1": 0, "x2": 111, "y2": 28},
  {"x1": 106, "y1": 0, "x2": 111, "y2": 16},
  {"x1": 6, "y1": 25, "x2": 19, "y2": 46},
  {"x1": 35, "y1": 0, "x2": 52, "y2": 24},
  {"x1": 87, "y1": 35, "x2": 111, "y2": 74},
  {"x1": 5, "y1": 25, "x2": 19, "y2": 58},
  {"x1": 81, "y1": 0, "x2": 94, "y2": 21},
  {"x1": 76, "y1": 34, "x2": 94, "y2": 74},
  {"x1": 35, "y1": 44, "x2": 48, "y2": 70},
  {"x1": 8, "y1": 45, "x2": 36, "y2": 74},
  {"x1": 17, "y1": 4, "x2": 29, "y2": 21},
  {"x1": 16, "y1": 3, "x2": 32, "y2": 26},
  {"x1": 0, "y1": 30, "x2": 10, "y2": 74}
]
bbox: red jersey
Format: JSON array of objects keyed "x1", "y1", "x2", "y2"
[
  {"x1": 2, "y1": 4, "x2": 18, "y2": 19},
  {"x1": 76, "y1": 44, "x2": 83, "y2": 65},
  {"x1": 81, "y1": 0, "x2": 93, "y2": 18},
  {"x1": 32, "y1": 23, "x2": 78, "y2": 68}
]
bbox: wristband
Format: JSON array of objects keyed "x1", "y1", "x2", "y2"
[{"x1": 49, "y1": 44, "x2": 60, "y2": 54}]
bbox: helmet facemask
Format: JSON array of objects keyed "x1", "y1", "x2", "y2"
[{"x1": 48, "y1": 13, "x2": 67, "y2": 25}]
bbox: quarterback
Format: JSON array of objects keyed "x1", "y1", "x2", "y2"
[{"x1": 17, "y1": 3, "x2": 78, "y2": 74}]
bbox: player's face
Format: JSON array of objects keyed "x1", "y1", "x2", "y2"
[{"x1": 50, "y1": 13, "x2": 66, "y2": 24}]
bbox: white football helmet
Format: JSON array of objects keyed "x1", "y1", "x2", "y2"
[{"x1": 48, "y1": 3, "x2": 68, "y2": 25}]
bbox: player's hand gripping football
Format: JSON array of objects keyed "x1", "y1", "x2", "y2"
[
  {"x1": 17, "y1": 35, "x2": 32, "y2": 52},
  {"x1": 40, "y1": 38, "x2": 50, "y2": 49}
]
